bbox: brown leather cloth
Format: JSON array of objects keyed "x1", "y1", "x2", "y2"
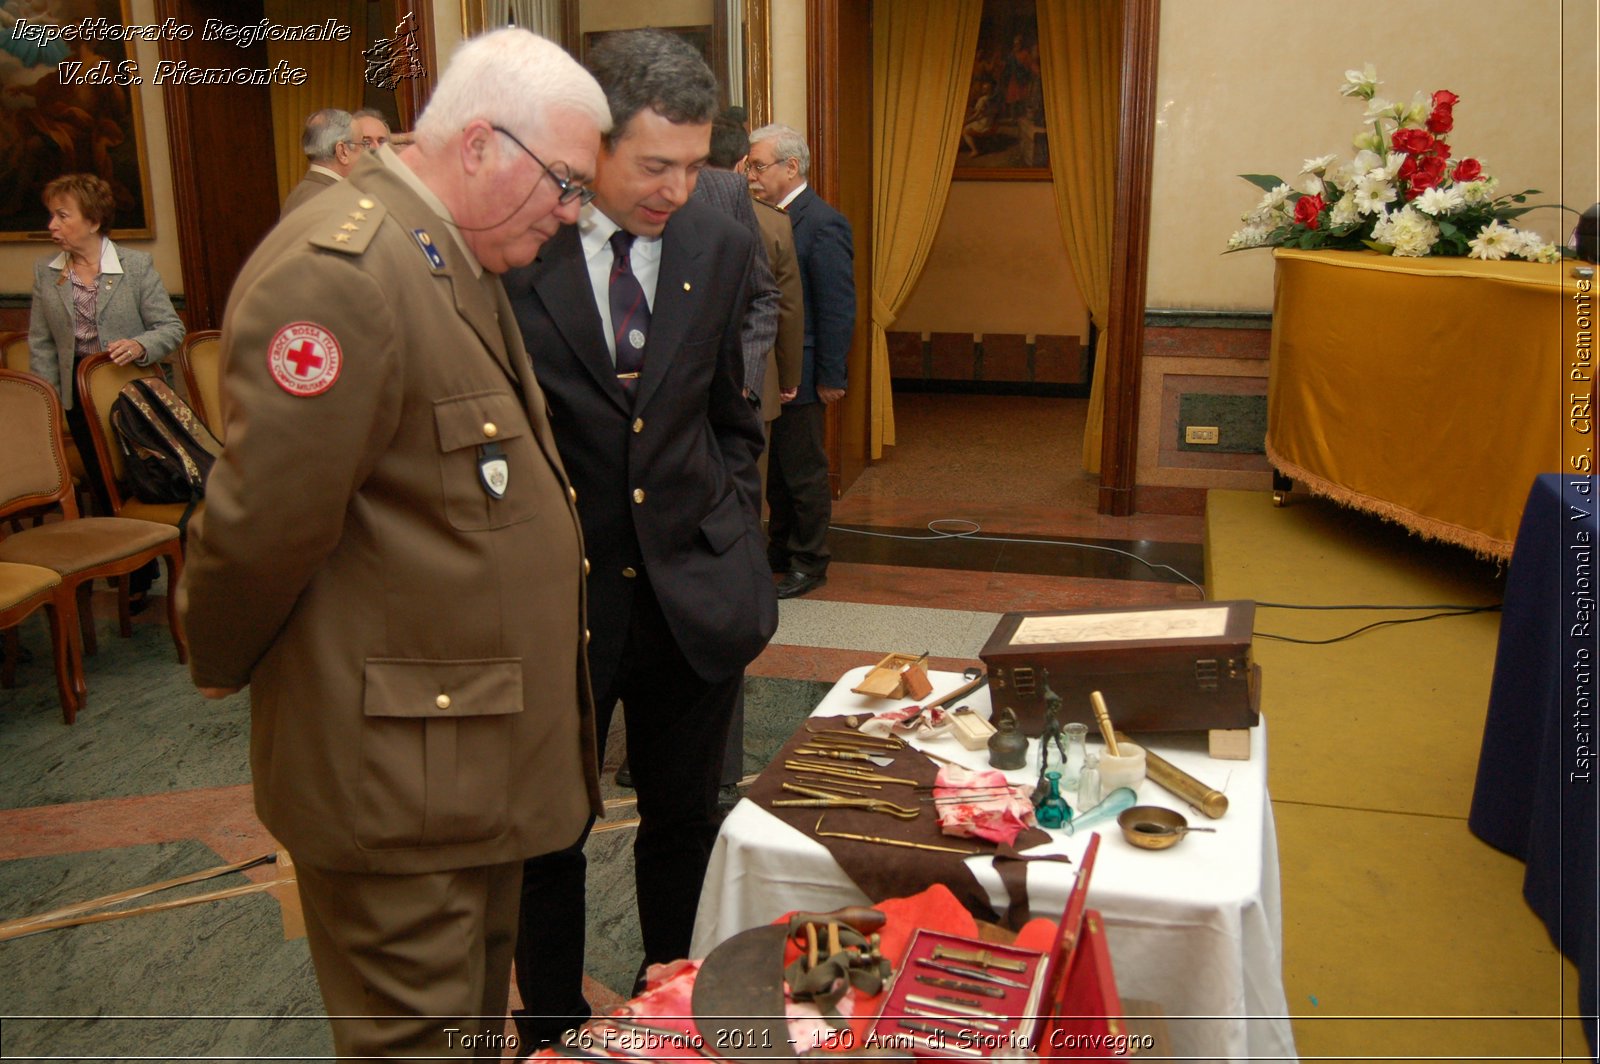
[{"x1": 745, "y1": 724, "x2": 1053, "y2": 926}]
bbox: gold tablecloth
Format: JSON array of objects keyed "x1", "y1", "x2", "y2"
[{"x1": 1266, "y1": 248, "x2": 1579, "y2": 559}]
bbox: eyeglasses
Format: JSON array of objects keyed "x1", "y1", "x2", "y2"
[
  {"x1": 492, "y1": 125, "x2": 595, "y2": 207},
  {"x1": 745, "y1": 158, "x2": 781, "y2": 175}
]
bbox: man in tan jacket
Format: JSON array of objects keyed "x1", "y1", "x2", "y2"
[{"x1": 181, "y1": 29, "x2": 610, "y2": 1059}]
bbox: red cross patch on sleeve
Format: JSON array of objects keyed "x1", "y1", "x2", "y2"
[{"x1": 267, "y1": 322, "x2": 343, "y2": 396}]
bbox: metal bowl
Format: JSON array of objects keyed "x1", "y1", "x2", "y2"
[{"x1": 1118, "y1": 805, "x2": 1191, "y2": 850}]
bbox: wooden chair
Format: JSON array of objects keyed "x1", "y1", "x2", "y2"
[
  {"x1": 0, "y1": 561, "x2": 78, "y2": 722},
  {"x1": 0, "y1": 368, "x2": 187, "y2": 721},
  {"x1": 73, "y1": 352, "x2": 206, "y2": 532},
  {"x1": 1, "y1": 332, "x2": 89, "y2": 495},
  {"x1": 0, "y1": 331, "x2": 29, "y2": 373},
  {"x1": 176, "y1": 330, "x2": 224, "y2": 440}
]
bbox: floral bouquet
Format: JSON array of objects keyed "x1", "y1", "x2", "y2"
[{"x1": 1226, "y1": 65, "x2": 1563, "y2": 261}]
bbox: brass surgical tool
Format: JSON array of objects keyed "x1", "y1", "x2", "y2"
[
  {"x1": 813, "y1": 816, "x2": 982, "y2": 854},
  {"x1": 803, "y1": 728, "x2": 905, "y2": 749},
  {"x1": 792, "y1": 746, "x2": 895, "y2": 766},
  {"x1": 784, "y1": 759, "x2": 918, "y2": 785},
  {"x1": 901, "y1": 1011, "x2": 1002, "y2": 1033},
  {"x1": 775, "y1": 783, "x2": 919, "y2": 820},
  {"x1": 903, "y1": 993, "x2": 1005, "y2": 1018},
  {"x1": 931, "y1": 944, "x2": 1029, "y2": 972}
]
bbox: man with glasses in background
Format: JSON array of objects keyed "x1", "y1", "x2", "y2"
[
  {"x1": 182, "y1": 29, "x2": 609, "y2": 1059},
  {"x1": 281, "y1": 107, "x2": 365, "y2": 218},
  {"x1": 502, "y1": 27, "x2": 777, "y2": 1049},
  {"x1": 351, "y1": 108, "x2": 392, "y2": 151}
]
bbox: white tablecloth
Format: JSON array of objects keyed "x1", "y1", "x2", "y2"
[{"x1": 690, "y1": 667, "x2": 1298, "y2": 1063}]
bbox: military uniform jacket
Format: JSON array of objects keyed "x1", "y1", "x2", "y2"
[
  {"x1": 504, "y1": 200, "x2": 777, "y2": 690},
  {"x1": 181, "y1": 153, "x2": 601, "y2": 875}
]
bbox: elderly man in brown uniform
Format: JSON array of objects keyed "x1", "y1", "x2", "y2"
[{"x1": 180, "y1": 29, "x2": 610, "y2": 1060}]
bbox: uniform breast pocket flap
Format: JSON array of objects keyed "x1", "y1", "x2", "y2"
[{"x1": 434, "y1": 392, "x2": 537, "y2": 531}]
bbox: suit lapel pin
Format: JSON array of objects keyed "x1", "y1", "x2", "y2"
[{"x1": 682, "y1": 281, "x2": 691, "y2": 291}]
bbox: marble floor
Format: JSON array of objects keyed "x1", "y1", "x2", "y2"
[{"x1": 0, "y1": 393, "x2": 1204, "y2": 1060}]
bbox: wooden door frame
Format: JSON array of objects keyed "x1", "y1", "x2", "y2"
[{"x1": 806, "y1": 0, "x2": 1160, "y2": 515}]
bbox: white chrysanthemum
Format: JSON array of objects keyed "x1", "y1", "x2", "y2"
[
  {"x1": 1301, "y1": 174, "x2": 1324, "y2": 197},
  {"x1": 1372, "y1": 206, "x2": 1440, "y2": 257},
  {"x1": 1228, "y1": 224, "x2": 1273, "y2": 250},
  {"x1": 1301, "y1": 154, "x2": 1337, "y2": 174},
  {"x1": 1364, "y1": 97, "x2": 1392, "y2": 119},
  {"x1": 1468, "y1": 220, "x2": 1517, "y2": 260},
  {"x1": 1413, "y1": 187, "x2": 1466, "y2": 217},
  {"x1": 1329, "y1": 195, "x2": 1363, "y2": 228},
  {"x1": 1353, "y1": 176, "x2": 1397, "y2": 215},
  {"x1": 1340, "y1": 64, "x2": 1378, "y2": 99},
  {"x1": 1255, "y1": 183, "x2": 1293, "y2": 212},
  {"x1": 1505, "y1": 230, "x2": 1561, "y2": 263}
]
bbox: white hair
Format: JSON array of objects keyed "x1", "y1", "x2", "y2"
[
  {"x1": 749, "y1": 123, "x2": 810, "y2": 179},
  {"x1": 415, "y1": 28, "x2": 611, "y2": 152}
]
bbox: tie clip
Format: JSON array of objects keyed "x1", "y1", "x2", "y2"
[{"x1": 616, "y1": 371, "x2": 641, "y2": 380}]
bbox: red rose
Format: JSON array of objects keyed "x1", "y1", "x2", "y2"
[
  {"x1": 1432, "y1": 89, "x2": 1460, "y2": 109},
  {"x1": 1406, "y1": 169, "x2": 1438, "y2": 200},
  {"x1": 1391, "y1": 128, "x2": 1436, "y2": 154},
  {"x1": 1427, "y1": 108, "x2": 1454, "y2": 134},
  {"x1": 1453, "y1": 158, "x2": 1483, "y2": 182},
  {"x1": 1293, "y1": 193, "x2": 1325, "y2": 229},
  {"x1": 1433, "y1": 139, "x2": 1452, "y2": 161},
  {"x1": 1397, "y1": 154, "x2": 1418, "y2": 179},
  {"x1": 1421, "y1": 154, "x2": 1448, "y2": 181}
]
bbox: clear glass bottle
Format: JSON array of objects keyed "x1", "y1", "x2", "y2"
[
  {"x1": 1061, "y1": 722, "x2": 1088, "y2": 787},
  {"x1": 1076, "y1": 751, "x2": 1102, "y2": 812}
]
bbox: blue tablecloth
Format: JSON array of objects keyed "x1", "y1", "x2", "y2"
[{"x1": 1469, "y1": 474, "x2": 1598, "y2": 1057}]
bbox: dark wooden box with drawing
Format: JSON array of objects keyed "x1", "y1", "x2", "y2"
[{"x1": 979, "y1": 600, "x2": 1260, "y2": 736}]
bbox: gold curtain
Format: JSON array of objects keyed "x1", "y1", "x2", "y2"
[
  {"x1": 869, "y1": 0, "x2": 983, "y2": 458},
  {"x1": 266, "y1": 0, "x2": 367, "y2": 204},
  {"x1": 1036, "y1": 0, "x2": 1119, "y2": 473}
]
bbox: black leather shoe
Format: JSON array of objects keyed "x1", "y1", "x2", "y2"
[
  {"x1": 775, "y1": 571, "x2": 826, "y2": 599},
  {"x1": 614, "y1": 759, "x2": 633, "y2": 789}
]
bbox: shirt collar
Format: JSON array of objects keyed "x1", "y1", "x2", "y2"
[
  {"x1": 379, "y1": 145, "x2": 483, "y2": 278},
  {"x1": 579, "y1": 206, "x2": 662, "y2": 264},
  {"x1": 777, "y1": 182, "x2": 807, "y2": 211},
  {"x1": 48, "y1": 236, "x2": 120, "y2": 273},
  {"x1": 307, "y1": 163, "x2": 343, "y2": 182}
]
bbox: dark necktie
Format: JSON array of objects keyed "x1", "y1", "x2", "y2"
[{"x1": 608, "y1": 230, "x2": 650, "y2": 397}]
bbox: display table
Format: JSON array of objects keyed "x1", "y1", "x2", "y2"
[
  {"x1": 691, "y1": 667, "x2": 1298, "y2": 1063},
  {"x1": 1266, "y1": 249, "x2": 1576, "y2": 559},
  {"x1": 1469, "y1": 474, "x2": 1598, "y2": 1056}
]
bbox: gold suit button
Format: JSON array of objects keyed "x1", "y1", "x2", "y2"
[
  {"x1": 569, "y1": 486, "x2": 578, "y2": 503},
  {"x1": 633, "y1": 488, "x2": 646, "y2": 504},
  {"x1": 583, "y1": 558, "x2": 591, "y2": 575},
  {"x1": 483, "y1": 422, "x2": 498, "y2": 438},
  {"x1": 622, "y1": 566, "x2": 638, "y2": 578},
  {"x1": 632, "y1": 418, "x2": 644, "y2": 433},
  {"x1": 358, "y1": 198, "x2": 376, "y2": 210},
  {"x1": 435, "y1": 694, "x2": 452, "y2": 710},
  {"x1": 584, "y1": 628, "x2": 591, "y2": 644}
]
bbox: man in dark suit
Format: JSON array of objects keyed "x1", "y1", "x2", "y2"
[
  {"x1": 746, "y1": 122, "x2": 856, "y2": 599},
  {"x1": 502, "y1": 29, "x2": 777, "y2": 1047}
]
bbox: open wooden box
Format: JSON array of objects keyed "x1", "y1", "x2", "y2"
[{"x1": 850, "y1": 652, "x2": 934, "y2": 700}]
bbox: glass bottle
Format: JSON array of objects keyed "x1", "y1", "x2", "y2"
[
  {"x1": 1076, "y1": 752, "x2": 1102, "y2": 812},
  {"x1": 1061, "y1": 722, "x2": 1088, "y2": 787},
  {"x1": 1035, "y1": 770, "x2": 1072, "y2": 829}
]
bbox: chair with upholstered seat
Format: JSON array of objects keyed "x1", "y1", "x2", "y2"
[
  {"x1": 0, "y1": 561, "x2": 78, "y2": 722},
  {"x1": 176, "y1": 330, "x2": 224, "y2": 440},
  {"x1": 1, "y1": 333, "x2": 89, "y2": 494},
  {"x1": 0, "y1": 368, "x2": 187, "y2": 720}
]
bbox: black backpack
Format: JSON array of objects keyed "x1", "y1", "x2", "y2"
[{"x1": 109, "y1": 377, "x2": 223, "y2": 530}]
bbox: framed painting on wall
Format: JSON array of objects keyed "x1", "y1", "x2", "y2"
[
  {"x1": 954, "y1": 0, "x2": 1048, "y2": 181},
  {"x1": 0, "y1": 0, "x2": 156, "y2": 240}
]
